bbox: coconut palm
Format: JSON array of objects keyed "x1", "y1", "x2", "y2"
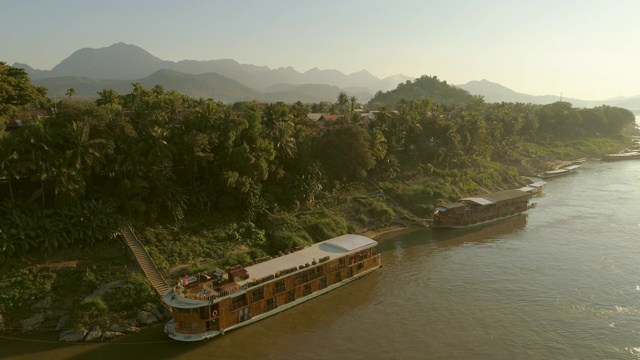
[
  {"x1": 66, "y1": 88, "x2": 76, "y2": 100},
  {"x1": 0, "y1": 136, "x2": 18, "y2": 201},
  {"x1": 96, "y1": 88, "x2": 121, "y2": 107}
]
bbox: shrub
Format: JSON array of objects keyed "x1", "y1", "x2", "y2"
[
  {"x1": 268, "y1": 231, "x2": 312, "y2": 253},
  {"x1": 366, "y1": 201, "x2": 395, "y2": 225},
  {"x1": 305, "y1": 216, "x2": 352, "y2": 242},
  {"x1": 222, "y1": 252, "x2": 252, "y2": 267},
  {"x1": 68, "y1": 297, "x2": 108, "y2": 329},
  {"x1": 102, "y1": 272, "x2": 155, "y2": 314}
]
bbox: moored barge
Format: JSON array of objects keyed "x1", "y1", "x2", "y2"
[
  {"x1": 163, "y1": 234, "x2": 381, "y2": 341},
  {"x1": 432, "y1": 189, "x2": 532, "y2": 229}
]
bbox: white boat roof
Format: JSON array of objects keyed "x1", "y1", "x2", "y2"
[
  {"x1": 461, "y1": 196, "x2": 495, "y2": 206},
  {"x1": 516, "y1": 186, "x2": 536, "y2": 192},
  {"x1": 543, "y1": 169, "x2": 568, "y2": 175},
  {"x1": 238, "y1": 234, "x2": 376, "y2": 285},
  {"x1": 564, "y1": 165, "x2": 580, "y2": 171},
  {"x1": 529, "y1": 181, "x2": 547, "y2": 188}
]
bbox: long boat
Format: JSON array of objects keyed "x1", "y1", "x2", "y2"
[
  {"x1": 432, "y1": 189, "x2": 533, "y2": 229},
  {"x1": 537, "y1": 165, "x2": 580, "y2": 179},
  {"x1": 602, "y1": 151, "x2": 640, "y2": 161},
  {"x1": 516, "y1": 180, "x2": 547, "y2": 195},
  {"x1": 163, "y1": 234, "x2": 381, "y2": 341}
]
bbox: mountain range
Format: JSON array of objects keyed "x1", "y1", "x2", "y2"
[
  {"x1": 12, "y1": 43, "x2": 640, "y2": 111},
  {"x1": 14, "y1": 42, "x2": 411, "y2": 103},
  {"x1": 456, "y1": 79, "x2": 640, "y2": 113}
]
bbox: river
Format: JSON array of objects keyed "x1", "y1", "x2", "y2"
[{"x1": 3, "y1": 152, "x2": 640, "y2": 359}]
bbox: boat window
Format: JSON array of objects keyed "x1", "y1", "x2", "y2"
[
  {"x1": 275, "y1": 280, "x2": 285, "y2": 293},
  {"x1": 266, "y1": 297, "x2": 276, "y2": 311},
  {"x1": 335, "y1": 272, "x2": 342, "y2": 282},
  {"x1": 252, "y1": 287, "x2": 264, "y2": 301}
]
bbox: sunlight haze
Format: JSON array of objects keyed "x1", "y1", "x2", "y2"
[{"x1": 2, "y1": 0, "x2": 639, "y2": 100}]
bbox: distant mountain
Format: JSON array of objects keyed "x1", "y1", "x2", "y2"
[
  {"x1": 16, "y1": 42, "x2": 413, "y2": 95},
  {"x1": 456, "y1": 79, "x2": 640, "y2": 112},
  {"x1": 33, "y1": 76, "x2": 130, "y2": 100},
  {"x1": 456, "y1": 79, "x2": 563, "y2": 104},
  {"x1": 140, "y1": 70, "x2": 260, "y2": 103},
  {"x1": 601, "y1": 95, "x2": 640, "y2": 114},
  {"x1": 50, "y1": 43, "x2": 165, "y2": 80},
  {"x1": 33, "y1": 69, "x2": 371, "y2": 104},
  {"x1": 260, "y1": 84, "x2": 340, "y2": 103}
]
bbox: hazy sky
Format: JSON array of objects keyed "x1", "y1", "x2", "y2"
[{"x1": 2, "y1": 0, "x2": 639, "y2": 100}]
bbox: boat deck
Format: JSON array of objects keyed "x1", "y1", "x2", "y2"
[{"x1": 165, "y1": 234, "x2": 377, "y2": 307}]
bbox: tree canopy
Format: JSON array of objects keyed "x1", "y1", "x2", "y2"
[{"x1": 0, "y1": 62, "x2": 636, "y2": 263}]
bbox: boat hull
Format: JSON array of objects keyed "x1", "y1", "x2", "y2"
[
  {"x1": 432, "y1": 211, "x2": 527, "y2": 230},
  {"x1": 602, "y1": 153, "x2": 640, "y2": 161}
]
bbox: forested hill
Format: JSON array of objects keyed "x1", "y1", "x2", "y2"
[{"x1": 368, "y1": 75, "x2": 476, "y2": 109}]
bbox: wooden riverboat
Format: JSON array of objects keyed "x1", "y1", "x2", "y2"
[
  {"x1": 432, "y1": 189, "x2": 533, "y2": 229},
  {"x1": 163, "y1": 234, "x2": 381, "y2": 341},
  {"x1": 602, "y1": 151, "x2": 640, "y2": 161},
  {"x1": 538, "y1": 165, "x2": 580, "y2": 179},
  {"x1": 516, "y1": 181, "x2": 547, "y2": 195}
]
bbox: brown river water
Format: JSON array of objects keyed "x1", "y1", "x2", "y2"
[{"x1": 3, "y1": 154, "x2": 640, "y2": 359}]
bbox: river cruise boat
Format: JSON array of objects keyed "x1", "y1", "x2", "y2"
[
  {"x1": 432, "y1": 189, "x2": 532, "y2": 229},
  {"x1": 602, "y1": 151, "x2": 640, "y2": 161},
  {"x1": 538, "y1": 165, "x2": 580, "y2": 179},
  {"x1": 163, "y1": 234, "x2": 381, "y2": 341}
]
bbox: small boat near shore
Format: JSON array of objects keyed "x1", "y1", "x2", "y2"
[
  {"x1": 602, "y1": 151, "x2": 640, "y2": 161},
  {"x1": 432, "y1": 189, "x2": 533, "y2": 229},
  {"x1": 516, "y1": 180, "x2": 547, "y2": 195},
  {"x1": 538, "y1": 165, "x2": 580, "y2": 179}
]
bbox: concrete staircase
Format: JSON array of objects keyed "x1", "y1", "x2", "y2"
[{"x1": 119, "y1": 221, "x2": 170, "y2": 298}]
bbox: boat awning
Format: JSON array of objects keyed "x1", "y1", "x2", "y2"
[
  {"x1": 516, "y1": 186, "x2": 536, "y2": 193},
  {"x1": 438, "y1": 202, "x2": 465, "y2": 211},
  {"x1": 529, "y1": 181, "x2": 547, "y2": 188},
  {"x1": 325, "y1": 235, "x2": 377, "y2": 252},
  {"x1": 564, "y1": 165, "x2": 580, "y2": 171},
  {"x1": 543, "y1": 169, "x2": 567, "y2": 175},
  {"x1": 461, "y1": 196, "x2": 495, "y2": 206}
]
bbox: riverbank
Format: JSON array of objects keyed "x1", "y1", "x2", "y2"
[{"x1": 0, "y1": 136, "x2": 631, "y2": 343}]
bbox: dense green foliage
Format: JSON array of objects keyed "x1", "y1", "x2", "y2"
[
  {"x1": 0, "y1": 63, "x2": 636, "y2": 268},
  {"x1": 369, "y1": 76, "x2": 476, "y2": 109},
  {"x1": 102, "y1": 272, "x2": 156, "y2": 314},
  {"x1": 0, "y1": 62, "x2": 48, "y2": 121}
]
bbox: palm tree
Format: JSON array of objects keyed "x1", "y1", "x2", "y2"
[
  {"x1": 60, "y1": 120, "x2": 111, "y2": 200},
  {"x1": 272, "y1": 120, "x2": 297, "y2": 160},
  {"x1": 349, "y1": 96, "x2": 357, "y2": 113},
  {"x1": 66, "y1": 88, "x2": 76, "y2": 100},
  {"x1": 0, "y1": 136, "x2": 18, "y2": 201},
  {"x1": 336, "y1": 92, "x2": 349, "y2": 114},
  {"x1": 96, "y1": 88, "x2": 121, "y2": 107},
  {"x1": 19, "y1": 118, "x2": 55, "y2": 207}
]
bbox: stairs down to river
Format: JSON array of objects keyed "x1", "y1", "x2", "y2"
[{"x1": 119, "y1": 221, "x2": 170, "y2": 298}]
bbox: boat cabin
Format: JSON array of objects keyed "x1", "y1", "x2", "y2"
[{"x1": 433, "y1": 189, "x2": 531, "y2": 229}]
